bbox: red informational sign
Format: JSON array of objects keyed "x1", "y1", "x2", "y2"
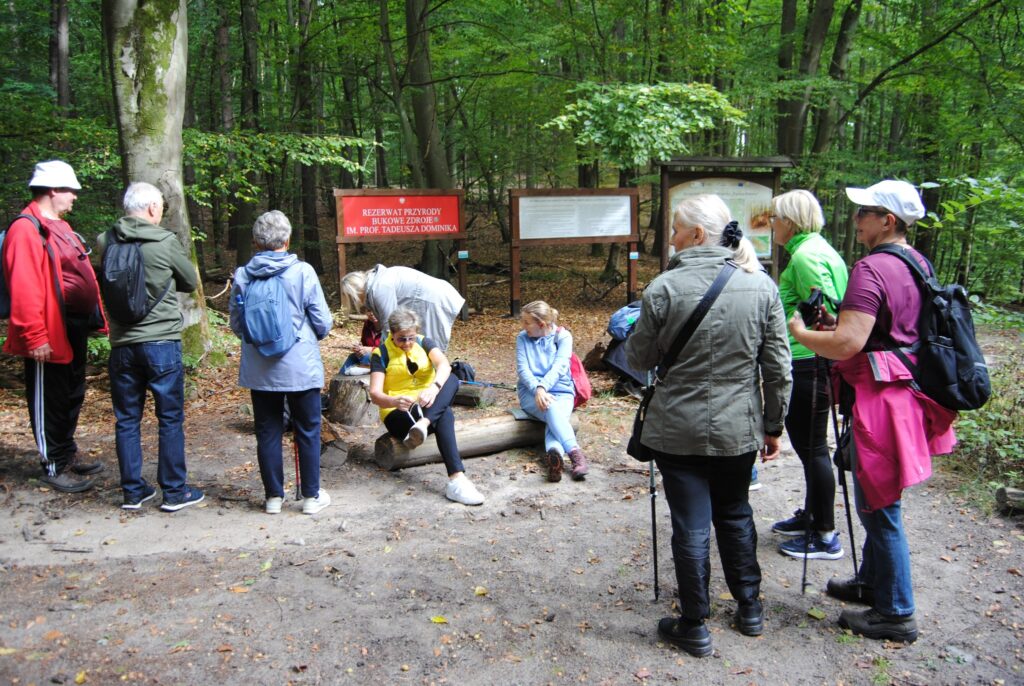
[{"x1": 341, "y1": 194, "x2": 461, "y2": 239}]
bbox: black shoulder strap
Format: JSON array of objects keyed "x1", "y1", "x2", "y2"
[
  {"x1": 654, "y1": 261, "x2": 738, "y2": 383},
  {"x1": 870, "y1": 243, "x2": 934, "y2": 281}
]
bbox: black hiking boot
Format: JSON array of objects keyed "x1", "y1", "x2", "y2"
[
  {"x1": 838, "y1": 608, "x2": 918, "y2": 643},
  {"x1": 826, "y1": 576, "x2": 875, "y2": 605},
  {"x1": 657, "y1": 617, "x2": 713, "y2": 657}
]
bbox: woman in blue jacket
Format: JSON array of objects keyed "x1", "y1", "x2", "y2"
[
  {"x1": 230, "y1": 211, "x2": 333, "y2": 516},
  {"x1": 516, "y1": 300, "x2": 588, "y2": 482}
]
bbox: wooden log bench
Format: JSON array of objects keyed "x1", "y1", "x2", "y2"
[
  {"x1": 363, "y1": 409, "x2": 581, "y2": 471},
  {"x1": 996, "y1": 486, "x2": 1024, "y2": 513}
]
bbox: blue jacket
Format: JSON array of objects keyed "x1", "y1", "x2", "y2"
[
  {"x1": 516, "y1": 327, "x2": 574, "y2": 397},
  {"x1": 230, "y1": 251, "x2": 332, "y2": 391}
]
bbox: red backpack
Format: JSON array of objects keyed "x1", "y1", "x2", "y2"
[{"x1": 558, "y1": 327, "x2": 592, "y2": 408}]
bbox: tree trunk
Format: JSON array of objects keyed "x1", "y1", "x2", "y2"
[
  {"x1": 777, "y1": 0, "x2": 836, "y2": 158},
  {"x1": 406, "y1": 0, "x2": 453, "y2": 278},
  {"x1": 810, "y1": 0, "x2": 863, "y2": 159},
  {"x1": 232, "y1": 0, "x2": 260, "y2": 266},
  {"x1": 103, "y1": 0, "x2": 210, "y2": 360},
  {"x1": 379, "y1": 0, "x2": 425, "y2": 188},
  {"x1": 294, "y1": 0, "x2": 323, "y2": 273},
  {"x1": 49, "y1": 0, "x2": 71, "y2": 112}
]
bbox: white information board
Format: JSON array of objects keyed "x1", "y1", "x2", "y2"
[
  {"x1": 519, "y1": 195, "x2": 632, "y2": 240},
  {"x1": 668, "y1": 178, "x2": 773, "y2": 258}
]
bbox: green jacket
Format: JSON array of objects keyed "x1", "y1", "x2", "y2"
[
  {"x1": 96, "y1": 216, "x2": 198, "y2": 347},
  {"x1": 625, "y1": 247, "x2": 792, "y2": 457},
  {"x1": 778, "y1": 232, "x2": 849, "y2": 361}
]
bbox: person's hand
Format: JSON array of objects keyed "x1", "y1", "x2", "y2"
[
  {"x1": 418, "y1": 385, "x2": 438, "y2": 408},
  {"x1": 29, "y1": 343, "x2": 52, "y2": 363},
  {"x1": 535, "y1": 387, "x2": 550, "y2": 412},
  {"x1": 394, "y1": 395, "x2": 416, "y2": 412},
  {"x1": 815, "y1": 308, "x2": 837, "y2": 331},
  {"x1": 788, "y1": 311, "x2": 807, "y2": 337},
  {"x1": 354, "y1": 345, "x2": 371, "y2": 356},
  {"x1": 762, "y1": 434, "x2": 781, "y2": 462}
]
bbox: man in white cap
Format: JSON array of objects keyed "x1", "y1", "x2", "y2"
[
  {"x1": 788, "y1": 179, "x2": 957, "y2": 644},
  {"x1": 2, "y1": 160, "x2": 106, "y2": 493}
]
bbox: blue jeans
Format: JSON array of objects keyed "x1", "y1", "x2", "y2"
[
  {"x1": 851, "y1": 441, "x2": 915, "y2": 617},
  {"x1": 518, "y1": 388, "x2": 578, "y2": 455},
  {"x1": 109, "y1": 341, "x2": 187, "y2": 501},
  {"x1": 252, "y1": 388, "x2": 322, "y2": 498}
]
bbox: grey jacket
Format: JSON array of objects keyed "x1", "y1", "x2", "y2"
[
  {"x1": 230, "y1": 251, "x2": 332, "y2": 392},
  {"x1": 97, "y1": 216, "x2": 198, "y2": 347},
  {"x1": 365, "y1": 264, "x2": 465, "y2": 351},
  {"x1": 625, "y1": 247, "x2": 792, "y2": 457}
]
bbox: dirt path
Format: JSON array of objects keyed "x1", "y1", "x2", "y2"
[{"x1": 1, "y1": 312, "x2": 1023, "y2": 685}]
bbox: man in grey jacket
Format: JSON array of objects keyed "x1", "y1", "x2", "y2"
[{"x1": 97, "y1": 182, "x2": 201, "y2": 512}]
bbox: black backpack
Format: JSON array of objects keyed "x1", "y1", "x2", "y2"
[
  {"x1": 100, "y1": 231, "x2": 171, "y2": 324},
  {"x1": 451, "y1": 360, "x2": 476, "y2": 382},
  {"x1": 872, "y1": 243, "x2": 991, "y2": 411}
]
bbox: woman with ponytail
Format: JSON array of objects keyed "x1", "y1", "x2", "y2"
[{"x1": 625, "y1": 193, "x2": 792, "y2": 657}]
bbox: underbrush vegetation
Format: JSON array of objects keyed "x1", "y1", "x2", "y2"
[{"x1": 941, "y1": 312, "x2": 1024, "y2": 496}]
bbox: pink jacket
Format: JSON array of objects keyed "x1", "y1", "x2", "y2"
[{"x1": 835, "y1": 351, "x2": 957, "y2": 510}]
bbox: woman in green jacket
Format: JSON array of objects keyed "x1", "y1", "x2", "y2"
[{"x1": 769, "y1": 190, "x2": 849, "y2": 560}]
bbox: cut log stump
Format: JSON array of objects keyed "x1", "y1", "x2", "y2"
[
  {"x1": 453, "y1": 381, "x2": 496, "y2": 407},
  {"x1": 367, "y1": 410, "x2": 581, "y2": 471},
  {"x1": 326, "y1": 373, "x2": 378, "y2": 427},
  {"x1": 996, "y1": 486, "x2": 1024, "y2": 512}
]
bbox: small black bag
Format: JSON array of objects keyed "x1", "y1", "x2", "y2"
[
  {"x1": 626, "y1": 261, "x2": 737, "y2": 462},
  {"x1": 451, "y1": 360, "x2": 476, "y2": 382}
]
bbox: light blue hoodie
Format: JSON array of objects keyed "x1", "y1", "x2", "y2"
[{"x1": 230, "y1": 251, "x2": 332, "y2": 391}]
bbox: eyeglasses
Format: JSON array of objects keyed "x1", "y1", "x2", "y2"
[
  {"x1": 855, "y1": 206, "x2": 890, "y2": 219},
  {"x1": 768, "y1": 214, "x2": 779, "y2": 222}
]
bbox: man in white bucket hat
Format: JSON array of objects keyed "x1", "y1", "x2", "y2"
[{"x1": 2, "y1": 160, "x2": 106, "y2": 493}]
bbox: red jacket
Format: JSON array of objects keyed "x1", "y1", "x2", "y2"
[{"x1": 2, "y1": 202, "x2": 99, "y2": 364}]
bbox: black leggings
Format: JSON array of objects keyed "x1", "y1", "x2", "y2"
[
  {"x1": 784, "y1": 357, "x2": 835, "y2": 531},
  {"x1": 383, "y1": 376, "x2": 464, "y2": 475}
]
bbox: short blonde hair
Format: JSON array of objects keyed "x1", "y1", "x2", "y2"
[
  {"x1": 340, "y1": 271, "x2": 367, "y2": 313},
  {"x1": 521, "y1": 300, "x2": 559, "y2": 327},
  {"x1": 771, "y1": 190, "x2": 825, "y2": 234}
]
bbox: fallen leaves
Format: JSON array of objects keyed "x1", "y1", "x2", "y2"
[
  {"x1": 430, "y1": 615, "x2": 448, "y2": 624},
  {"x1": 807, "y1": 607, "x2": 827, "y2": 621}
]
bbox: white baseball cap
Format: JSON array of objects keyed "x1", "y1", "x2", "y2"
[
  {"x1": 845, "y1": 180, "x2": 925, "y2": 226},
  {"x1": 28, "y1": 160, "x2": 81, "y2": 190}
]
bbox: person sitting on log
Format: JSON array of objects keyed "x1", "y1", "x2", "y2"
[
  {"x1": 339, "y1": 308, "x2": 381, "y2": 376},
  {"x1": 368, "y1": 307, "x2": 484, "y2": 506},
  {"x1": 516, "y1": 300, "x2": 589, "y2": 482}
]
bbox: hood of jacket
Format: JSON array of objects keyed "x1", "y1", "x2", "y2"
[
  {"x1": 244, "y1": 251, "x2": 299, "y2": 279},
  {"x1": 112, "y1": 215, "x2": 176, "y2": 243}
]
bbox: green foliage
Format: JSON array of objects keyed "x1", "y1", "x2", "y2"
[
  {"x1": 545, "y1": 82, "x2": 746, "y2": 167},
  {"x1": 86, "y1": 336, "x2": 111, "y2": 367}
]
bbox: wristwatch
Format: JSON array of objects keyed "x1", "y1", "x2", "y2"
[{"x1": 433, "y1": 380, "x2": 442, "y2": 390}]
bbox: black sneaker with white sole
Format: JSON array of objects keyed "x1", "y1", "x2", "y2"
[
  {"x1": 160, "y1": 486, "x2": 204, "y2": 512},
  {"x1": 771, "y1": 508, "x2": 811, "y2": 536},
  {"x1": 122, "y1": 484, "x2": 157, "y2": 510}
]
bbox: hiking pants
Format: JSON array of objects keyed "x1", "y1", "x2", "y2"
[
  {"x1": 784, "y1": 357, "x2": 836, "y2": 531},
  {"x1": 252, "y1": 387, "x2": 322, "y2": 499},
  {"x1": 383, "y1": 375, "x2": 464, "y2": 475}
]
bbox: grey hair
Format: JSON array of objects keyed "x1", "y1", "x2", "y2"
[
  {"x1": 388, "y1": 307, "x2": 420, "y2": 335},
  {"x1": 674, "y1": 194, "x2": 760, "y2": 273},
  {"x1": 771, "y1": 190, "x2": 825, "y2": 234},
  {"x1": 123, "y1": 182, "x2": 164, "y2": 215},
  {"x1": 252, "y1": 210, "x2": 292, "y2": 250},
  {"x1": 340, "y1": 271, "x2": 367, "y2": 313}
]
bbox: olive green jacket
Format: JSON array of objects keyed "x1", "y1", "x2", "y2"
[{"x1": 625, "y1": 247, "x2": 792, "y2": 457}]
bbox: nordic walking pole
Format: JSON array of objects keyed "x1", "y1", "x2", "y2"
[
  {"x1": 293, "y1": 434, "x2": 302, "y2": 501},
  {"x1": 826, "y1": 364, "x2": 861, "y2": 587},
  {"x1": 650, "y1": 459, "x2": 659, "y2": 601}
]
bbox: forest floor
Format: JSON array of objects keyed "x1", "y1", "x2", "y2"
[{"x1": 1, "y1": 231, "x2": 1023, "y2": 686}]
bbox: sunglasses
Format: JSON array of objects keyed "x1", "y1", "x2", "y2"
[
  {"x1": 394, "y1": 335, "x2": 418, "y2": 344},
  {"x1": 855, "y1": 206, "x2": 890, "y2": 219}
]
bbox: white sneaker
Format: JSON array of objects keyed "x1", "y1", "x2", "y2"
[
  {"x1": 403, "y1": 418, "x2": 430, "y2": 450},
  {"x1": 344, "y1": 366, "x2": 370, "y2": 376},
  {"x1": 302, "y1": 489, "x2": 331, "y2": 515},
  {"x1": 265, "y1": 496, "x2": 283, "y2": 514},
  {"x1": 444, "y1": 474, "x2": 484, "y2": 506}
]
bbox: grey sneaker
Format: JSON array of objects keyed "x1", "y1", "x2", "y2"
[{"x1": 40, "y1": 471, "x2": 94, "y2": 493}]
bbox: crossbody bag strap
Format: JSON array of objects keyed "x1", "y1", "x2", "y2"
[{"x1": 654, "y1": 260, "x2": 738, "y2": 383}]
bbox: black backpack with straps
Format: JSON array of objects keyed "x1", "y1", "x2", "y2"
[
  {"x1": 871, "y1": 243, "x2": 991, "y2": 411},
  {"x1": 100, "y1": 230, "x2": 172, "y2": 325}
]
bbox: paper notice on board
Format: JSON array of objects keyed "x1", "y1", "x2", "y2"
[
  {"x1": 519, "y1": 196, "x2": 631, "y2": 240},
  {"x1": 668, "y1": 178, "x2": 773, "y2": 258}
]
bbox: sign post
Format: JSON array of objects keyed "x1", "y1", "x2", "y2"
[
  {"x1": 508, "y1": 188, "x2": 639, "y2": 317},
  {"x1": 334, "y1": 189, "x2": 468, "y2": 317}
]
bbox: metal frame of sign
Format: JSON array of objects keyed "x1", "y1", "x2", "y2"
[
  {"x1": 334, "y1": 189, "x2": 469, "y2": 316},
  {"x1": 508, "y1": 188, "x2": 640, "y2": 317},
  {"x1": 659, "y1": 157, "x2": 794, "y2": 278}
]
